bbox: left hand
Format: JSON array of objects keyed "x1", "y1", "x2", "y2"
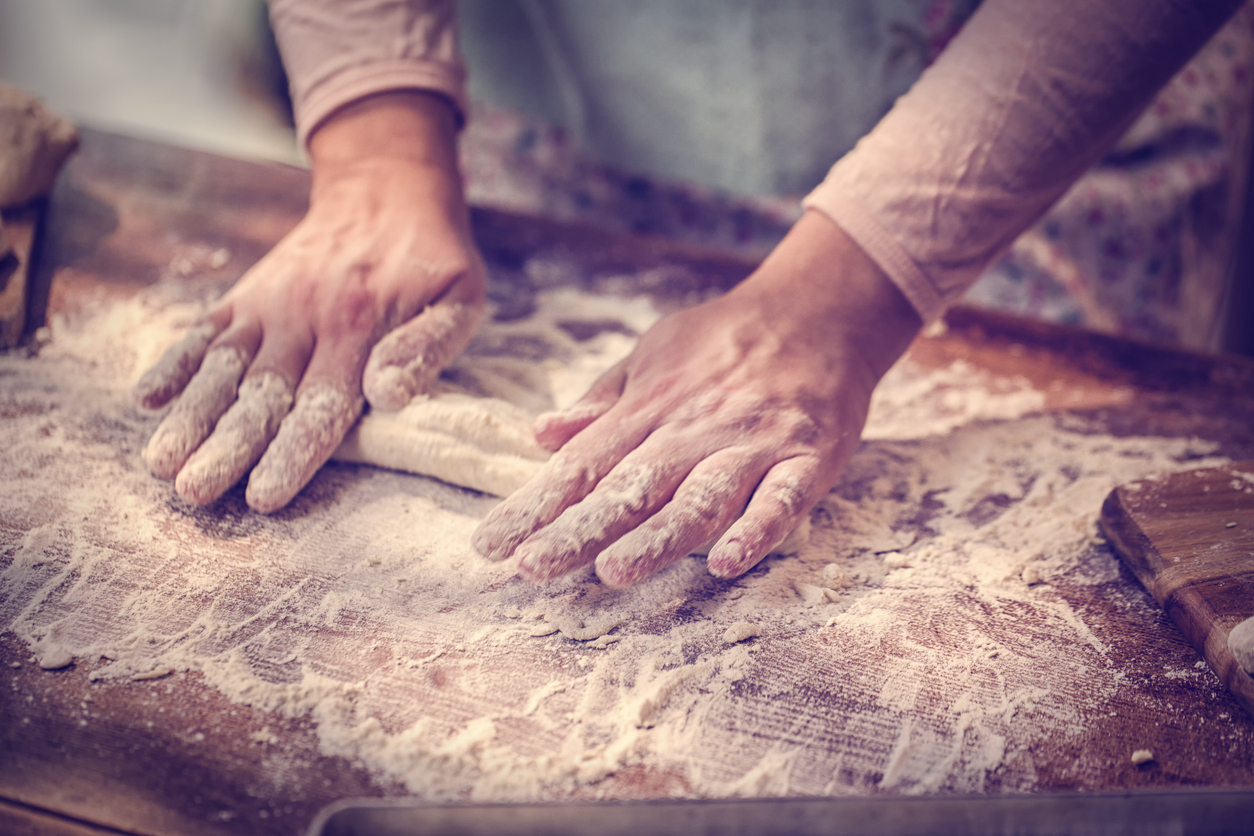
[
  {"x1": 136, "y1": 92, "x2": 485, "y2": 512},
  {"x1": 472, "y1": 210, "x2": 922, "y2": 586}
]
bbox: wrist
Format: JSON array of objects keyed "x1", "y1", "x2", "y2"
[
  {"x1": 739, "y1": 209, "x2": 922, "y2": 382},
  {"x1": 308, "y1": 90, "x2": 463, "y2": 193},
  {"x1": 306, "y1": 90, "x2": 469, "y2": 232}
]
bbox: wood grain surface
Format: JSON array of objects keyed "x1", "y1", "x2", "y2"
[
  {"x1": 2, "y1": 129, "x2": 1254, "y2": 836},
  {"x1": 1101, "y1": 463, "x2": 1254, "y2": 718}
]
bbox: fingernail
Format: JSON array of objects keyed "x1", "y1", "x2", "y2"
[
  {"x1": 516, "y1": 543, "x2": 559, "y2": 583},
  {"x1": 472, "y1": 510, "x2": 529, "y2": 561},
  {"x1": 471, "y1": 520, "x2": 509, "y2": 560},
  {"x1": 595, "y1": 554, "x2": 640, "y2": 588},
  {"x1": 143, "y1": 425, "x2": 191, "y2": 480},
  {"x1": 362, "y1": 364, "x2": 413, "y2": 412},
  {"x1": 706, "y1": 541, "x2": 748, "y2": 579}
]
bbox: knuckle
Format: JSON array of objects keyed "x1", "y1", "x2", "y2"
[
  {"x1": 679, "y1": 479, "x2": 727, "y2": 528},
  {"x1": 317, "y1": 283, "x2": 380, "y2": 342},
  {"x1": 764, "y1": 474, "x2": 809, "y2": 517},
  {"x1": 774, "y1": 408, "x2": 822, "y2": 447},
  {"x1": 595, "y1": 462, "x2": 662, "y2": 517}
]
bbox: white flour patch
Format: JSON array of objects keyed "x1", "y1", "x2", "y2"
[{"x1": 0, "y1": 278, "x2": 1228, "y2": 800}]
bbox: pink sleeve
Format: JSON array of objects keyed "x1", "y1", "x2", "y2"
[
  {"x1": 802, "y1": 0, "x2": 1244, "y2": 323},
  {"x1": 268, "y1": 0, "x2": 467, "y2": 149}
]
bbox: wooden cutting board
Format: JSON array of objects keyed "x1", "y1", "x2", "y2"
[{"x1": 1101, "y1": 461, "x2": 1254, "y2": 718}]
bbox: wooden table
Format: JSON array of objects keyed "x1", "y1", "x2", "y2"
[{"x1": 2, "y1": 130, "x2": 1253, "y2": 836}]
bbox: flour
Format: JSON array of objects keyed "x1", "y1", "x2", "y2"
[
  {"x1": 0, "y1": 272, "x2": 1233, "y2": 802},
  {"x1": 722, "y1": 622, "x2": 762, "y2": 644}
]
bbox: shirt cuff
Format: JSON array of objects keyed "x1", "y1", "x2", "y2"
[{"x1": 296, "y1": 59, "x2": 467, "y2": 149}]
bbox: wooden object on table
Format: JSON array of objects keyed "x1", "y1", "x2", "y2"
[
  {"x1": 1101, "y1": 462, "x2": 1254, "y2": 718},
  {"x1": 0, "y1": 202, "x2": 39, "y2": 348}
]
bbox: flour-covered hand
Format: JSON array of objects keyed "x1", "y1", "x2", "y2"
[
  {"x1": 472, "y1": 210, "x2": 921, "y2": 586},
  {"x1": 137, "y1": 92, "x2": 485, "y2": 512}
]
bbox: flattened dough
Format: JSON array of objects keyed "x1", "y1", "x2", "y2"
[
  {"x1": 332, "y1": 392, "x2": 549, "y2": 498},
  {"x1": 332, "y1": 390, "x2": 811, "y2": 557}
]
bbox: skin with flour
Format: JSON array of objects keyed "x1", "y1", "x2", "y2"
[
  {"x1": 137, "y1": 91, "x2": 487, "y2": 512},
  {"x1": 137, "y1": 92, "x2": 907, "y2": 585},
  {"x1": 136, "y1": 0, "x2": 1244, "y2": 589},
  {"x1": 328, "y1": 374, "x2": 811, "y2": 555}
]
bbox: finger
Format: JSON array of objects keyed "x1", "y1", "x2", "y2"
[
  {"x1": 174, "y1": 371, "x2": 294, "y2": 505},
  {"x1": 532, "y1": 364, "x2": 627, "y2": 452},
  {"x1": 134, "y1": 317, "x2": 226, "y2": 409},
  {"x1": 594, "y1": 448, "x2": 766, "y2": 588},
  {"x1": 363, "y1": 285, "x2": 485, "y2": 412},
  {"x1": 706, "y1": 456, "x2": 824, "y2": 579},
  {"x1": 172, "y1": 316, "x2": 311, "y2": 504},
  {"x1": 142, "y1": 344, "x2": 249, "y2": 480},
  {"x1": 470, "y1": 414, "x2": 653, "y2": 563},
  {"x1": 243, "y1": 325, "x2": 368, "y2": 514},
  {"x1": 244, "y1": 380, "x2": 362, "y2": 513},
  {"x1": 511, "y1": 444, "x2": 700, "y2": 583}
]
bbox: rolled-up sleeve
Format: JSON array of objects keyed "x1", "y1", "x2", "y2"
[
  {"x1": 268, "y1": 0, "x2": 467, "y2": 149},
  {"x1": 803, "y1": 0, "x2": 1244, "y2": 323}
]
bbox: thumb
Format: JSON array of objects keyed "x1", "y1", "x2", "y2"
[
  {"x1": 362, "y1": 277, "x2": 484, "y2": 412},
  {"x1": 532, "y1": 362, "x2": 627, "y2": 452}
]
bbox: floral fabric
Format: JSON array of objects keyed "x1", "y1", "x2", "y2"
[{"x1": 454, "y1": 1, "x2": 1253, "y2": 349}]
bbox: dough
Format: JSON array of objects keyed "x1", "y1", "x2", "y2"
[
  {"x1": 332, "y1": 392, "x2": 549, "y2": 497},
  {"x1": 1228, "y1": 615, "x2": 1254, "y2": 675},
  {"x1": 334, "y1": 389, "x2": 810, "y2": 556},
  {"x1": 723, "y1": 622, "x2": 762, "y2": 644},
  {"x1": 0, "y1": 84, "x2": 78, "y2": 208}
]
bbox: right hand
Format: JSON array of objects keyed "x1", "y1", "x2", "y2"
[
  {"x1": 135, "y1": 91, "x2": 486, "y2": 513},
  {"x1": 473, "y1": 210, "x2": 923, "y2": 587}
]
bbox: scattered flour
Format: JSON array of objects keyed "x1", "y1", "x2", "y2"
[{"x1": 0, "y1": 274, "x2": 1231, "y2": 801}]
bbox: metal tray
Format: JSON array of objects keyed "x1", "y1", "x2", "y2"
[{"x1": 310, "y1": 789, "x2": 1254, "y2": 836}]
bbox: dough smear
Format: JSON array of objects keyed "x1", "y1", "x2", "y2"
[{"x1": 332, "y1": 391, "x2": 549, "y2": 497}]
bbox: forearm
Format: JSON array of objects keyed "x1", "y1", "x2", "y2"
[
  {"x1": 734, "y1": 209, "x2": 922, "y2": 384},
  {"x1": 805, "y1": 0, "x2": 1244, "y2": 323}
]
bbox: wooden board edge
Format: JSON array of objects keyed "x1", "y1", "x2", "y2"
[
  {"x1": 1099, "y1": 486, "x2": 1166, "y2": 604},
  {"x1": 1102, "y1": 484, "x2": 1254, "y2": 720},
  {"x1": 0, "y1": 796, "x2": 140, "y2": 836},
  {"x1": 1166, "y1": 587, "x2": 1254, "y2": 721}
]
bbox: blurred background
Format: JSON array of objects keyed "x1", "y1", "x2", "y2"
[{"x1": 0, "y1": 0, "x2": 1250, "y2": 354}]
